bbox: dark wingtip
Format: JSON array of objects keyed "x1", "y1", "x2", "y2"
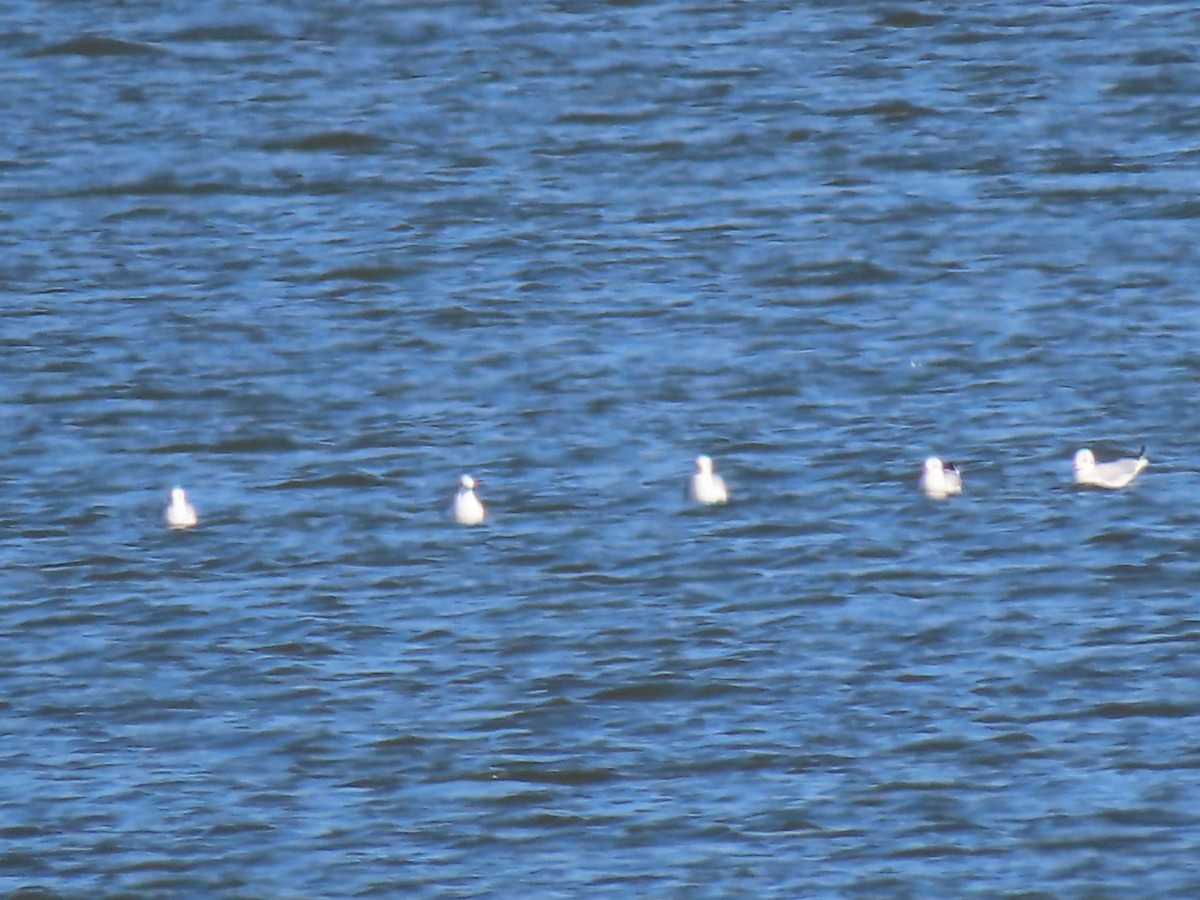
[{"x1": 1137, "y1": 445, "x2": 1147, "y2": 459}]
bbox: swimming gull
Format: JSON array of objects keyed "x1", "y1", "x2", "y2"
[
  {"x1": 166, "y1": 486, "x2": 198, "y2": 529},
  {"x1": 920, "y1": 456, "x2": 962, "y2": 499},
  {"x1": 454, "y1": 474, "x2": 486, "y2": 525},
  {"x1": 1073, "y1": 447, "x2": 1147, "y2": 489},
  {"x1": 690, "y1": 454, "x2": 729, "y2": 505}
]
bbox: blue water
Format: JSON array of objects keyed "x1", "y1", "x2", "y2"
[{"x1": 5, "y1": 2, "x2": 1200, "y2": 896}]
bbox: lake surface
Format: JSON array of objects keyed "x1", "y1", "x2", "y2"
[{"x1": 4, "y1": 2, "x2": 1200, "y2": 896}]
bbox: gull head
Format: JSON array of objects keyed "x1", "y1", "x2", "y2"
[
  {"x1": 923, "y1": 457, "x2": 944, "y2": 476},
  {"x1": 695, "y1": 454, "x2": 715, "y2": 475},
  {"x1": 1073, "y1": 448, "x2": 1095, "y2": 473},
  {"x1": 460, "y1": 474, "x2": 476, "y2": 491}
]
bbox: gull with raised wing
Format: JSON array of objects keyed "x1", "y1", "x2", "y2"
[
  {"x1": 920, "y1": 456, "x2": 962, "y2": 500},
  {"x1": 1073, "y1": 446, "x2": 1147, "y2": 489},
  {"x1": 453, "y1": 474, "x2": 486, "y2": 525}
]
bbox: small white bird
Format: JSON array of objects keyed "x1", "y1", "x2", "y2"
[
  {"x1": 453, "y1": 474, "x2": 486, "y2": 525},
  {"x1": 1073, "y1": 446, "x2": 1148, "y2": 489},
  {"x1": 690, "y1": 454, "x2": 729, "y2": 505},
  {"x1": 920, "y1": 456, "x2": 962, "y2": 499},
  {"x1": 165, "y1": 486, "x2": 198, "y2": 529}
]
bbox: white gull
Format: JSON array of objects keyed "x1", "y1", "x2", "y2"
[
  {"x1": 920, "y1": 457, "x2": 962, "y2": 500},
  {"x1": 1073, "y1": 447, "x2": 1147, "y2": 489},
  {"x1": 165, "y1": 486, "x2": 198, "y2": 529},
  {"x1": 690, "y1": 454, "x2": 729, "y2": 506},
  {"x1": 453, "y1": 474, "x2": 486, "y2": 525}
]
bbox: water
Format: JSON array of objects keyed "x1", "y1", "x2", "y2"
[{"x1": 4, "y1": 2, "x2": 1200, "y2": 896}]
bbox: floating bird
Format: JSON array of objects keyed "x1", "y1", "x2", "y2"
[
  {"x1": 453, "y1": 474, "x2": 486, "y2": 525},
  {"x1": 920, "y1": 456, "x2": 962, "y2": 499},
  {"x1": 690, "y1": 454, "x2": 729, "y2": 506},
  {"x1": 165, "y1": 486, "x2": 198, "y2": 529},
  {"x1": 1073, "y1": 446, "x2": 1147, "y2": 489}
]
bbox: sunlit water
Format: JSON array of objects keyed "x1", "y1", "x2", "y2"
[{"x1": 5, "y1": 2, "x2": 1200, "y2": 896}]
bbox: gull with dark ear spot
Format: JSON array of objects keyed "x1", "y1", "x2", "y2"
[
  {"x1": 920, "y1": 457, "x2": 962, "y2": 499},
  {"x1": 1073, "y1": 446, "x2": 1148, "y2": 489},
  {"x1": 690, "y1": 454, "x2": 729, "y2": 506},
  {"x1": 453, "y1": 474, "x2": 486, "y2": 525}
]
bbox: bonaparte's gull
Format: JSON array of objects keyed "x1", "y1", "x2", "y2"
[
  {"x1": 920, "y1": 457, "x2": 962, "y2": 499},
  {"x1": 454, "y1": 474, "x2": 486, "y2": 525},
  {"x1": 1073, "y1": 447, "x2": 1147, "y2": 489},
  {"x1": 166, "y1": 486, "x2": 198, "y2": 529},
  {"x1": 690, "y1": 454, "x2": 729, "y2": 505}
]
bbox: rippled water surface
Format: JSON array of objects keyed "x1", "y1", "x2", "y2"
[{"x1": 5, "y1": 2, "x2": 1200, "y2": 896}]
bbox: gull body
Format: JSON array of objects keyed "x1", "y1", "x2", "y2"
[
  {"x1": 165, "y1": 487, "x2": 198, "y2": 529},
  {"x1": 454, "y1": 474, "x2": 486, "y2": 525},
  {"x1": 1073, "y1": 447, "x2": 1147, "y2": 489},
  {"x1": 690, "y1": 454, "x2": 729, "y2": 506},
  {"x1": 920, "y1": 457, "x2": 962, "y2": 499}
]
